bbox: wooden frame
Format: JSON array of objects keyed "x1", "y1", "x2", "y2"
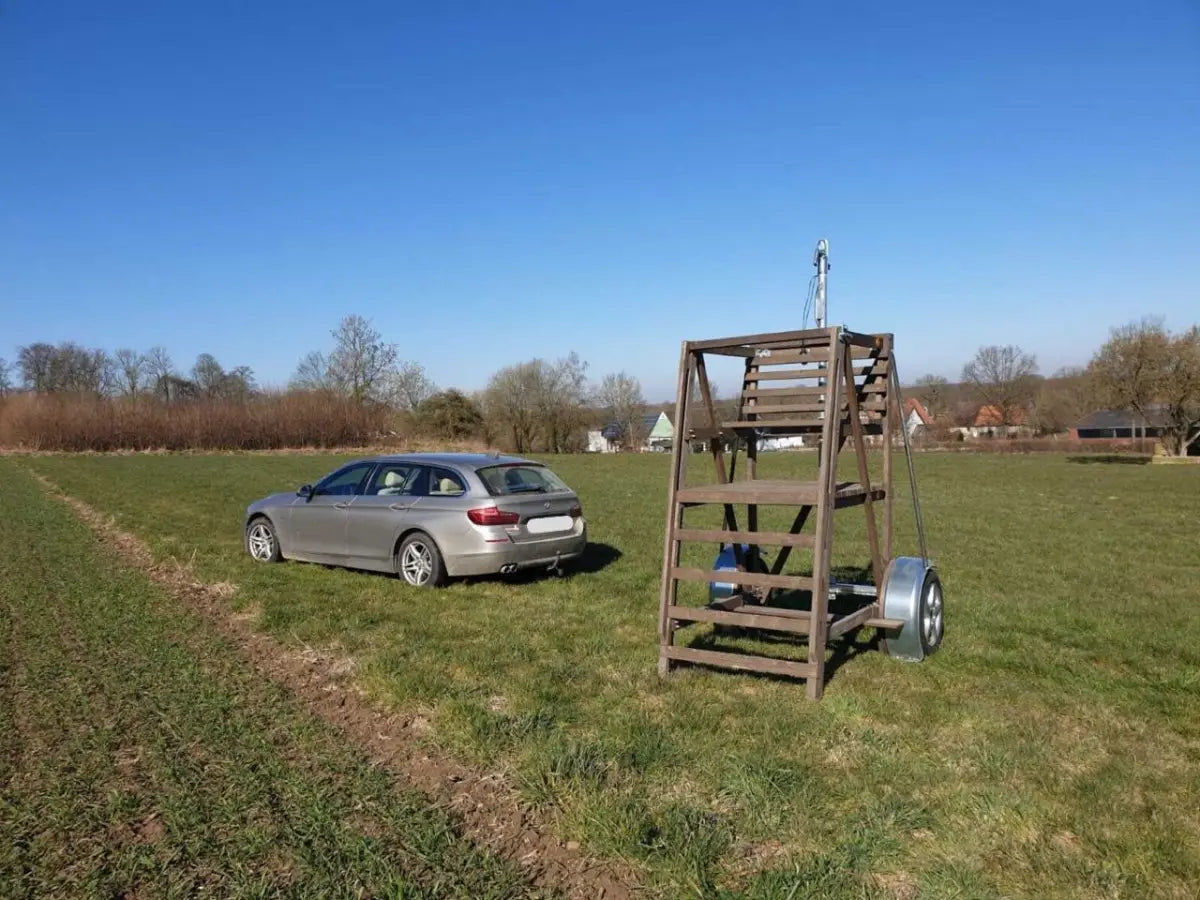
[{"x1": 656, "y1": 325, "x2": 897, "y2": 699}]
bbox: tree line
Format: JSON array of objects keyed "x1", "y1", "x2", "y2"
[
  {"x1": 4, "y1": 314, "x2": 1195, "y2": 455},
  {"x1": 0, "y1": 314, "x2": 653, "y2": 454},
  {"x1": 911, "y1": 318, "x2": 1200, "y2": 456}
]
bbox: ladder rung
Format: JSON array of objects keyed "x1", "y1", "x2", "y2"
[
  {"x1": 671, "y1": 567, "x2": 814, "y2": 590},
  {"x1": 864, "y1": 617, "x2": 905, "y2": 630},
  {"x1": 744, "y1": 362, "x2": 889, "y2": 381},
  {"x1": 673, "y1": 528, "x2": 816, "y2": 548},
  {"x1": 662, "y1": 646, "x2": 817, "y2": 679},
  {"x1": 667, "y1": 604, "x2": 812, "y2": 634},
  {"x1": 744, "y1": 400, "x2": 888, "y2": 416}
]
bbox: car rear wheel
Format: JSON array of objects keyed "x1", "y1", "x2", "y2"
[
  {"x1": 246, "y1": 517, "x2": 282, "y2": 563},
  {"x1": 397, "y1": 532, "x2": 448, "y2": 588}
]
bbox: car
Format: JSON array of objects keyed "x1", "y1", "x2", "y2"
[{"x1": 243, "y1": 452, "x2": 587, "y2": 587}]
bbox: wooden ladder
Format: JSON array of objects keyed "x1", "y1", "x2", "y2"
[{"x1": 656, "y1": 325, "x2": 898, "y2": 699}]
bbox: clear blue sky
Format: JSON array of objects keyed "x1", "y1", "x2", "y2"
[{"x1": 2, "y1": 1, "x2": 1197, "y2": 400}]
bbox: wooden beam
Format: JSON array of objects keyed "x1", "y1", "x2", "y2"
[
  {"x1": 828, "y1": 605, "x2": 879, "y2": 638},
  {"x1": 744, "y1": 362, "x2": 890, "y2": 381},
  {"x1": 842, "y1": 341, "x2": 885, "y2": 590},
  {"x1": 670, "y1": 567, "x2": 814, "y2": 590},
  {"x1": 667, "y1": 605, "x2": 812, "y2": 634},
  {"x1": 662, "y1": 646, "x2": 817, "y2": 680},
  {"x1": 687, "y1": 327, "x2": 834, "y2": 351},
  {"x1": 673, "y1": 528, "x2": 815, "y2": 548},
  {"x1": 657, "y1": 341, "x2": 693, "y2": 668}
]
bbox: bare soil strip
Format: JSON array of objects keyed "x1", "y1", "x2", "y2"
[{"x1": 32, "y1": 472, "x2": 639, "y2": 900}]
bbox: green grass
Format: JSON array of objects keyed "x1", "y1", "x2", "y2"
[
  {"x1": 17, "y1": 450, "x2": 1200, "y2": 898},
  {"x1": 0, "y1": 461, "x2": 547, "y2": 899}
]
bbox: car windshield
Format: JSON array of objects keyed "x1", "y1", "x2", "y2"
[{"x1": 477, "y1": 464, "x2": 569, "y2": 496}]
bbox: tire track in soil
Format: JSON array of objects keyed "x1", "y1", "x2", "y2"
[{"x1": 30, "y1": 471, "x2": 639, "y2": 900}]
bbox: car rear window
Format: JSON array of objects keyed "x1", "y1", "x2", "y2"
[{"x1": 477, "y1": 464, "x2": 569, "y2": 496}]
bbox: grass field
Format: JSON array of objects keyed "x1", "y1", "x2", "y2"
[
  {"x1": 10, "y1": 450, "x2": 1200, "y2": 898},
  {"x1": 0, "y1": 464, "x2": 544, "y2": 899}
]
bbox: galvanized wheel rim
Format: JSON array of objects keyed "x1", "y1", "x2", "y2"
[
  {"x1": 247, "y1": 523, "x2": 274, "y2": 561},
  {"x1": 401, "y1": 542, "x2": 433, "y2": 585},
  {"x1": 923, "y1": 580, "x2": 944, "y2": 648}
]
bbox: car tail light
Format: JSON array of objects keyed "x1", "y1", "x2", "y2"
[
  {"x1": 467, "y1": 506, "x2": 520, "y2": 526},
  {"x1": 570, "y1": 503, "x2": 582, "y2": 517}
]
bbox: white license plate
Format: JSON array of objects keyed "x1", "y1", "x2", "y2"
[{"x1": 526, "y1": 515, "x2": 573, "y2": 534}]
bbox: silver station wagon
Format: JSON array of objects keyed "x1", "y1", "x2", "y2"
[{"x1": 243, "y1": 453, "x2": 587, "y2": 587}]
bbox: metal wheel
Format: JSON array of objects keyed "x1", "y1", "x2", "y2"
[
  {"x1": 245, "y1": 518, "x2": 281, "y2": 563},
  {"x1": 880, "y1": 557, "x2": 944, "y2": 662},
  {"x1": 397, "y1": 533, "x2": 447, "y2": 588},
  {"x1": 920, "y1": 573, "x2": 945, "y2": 655}
]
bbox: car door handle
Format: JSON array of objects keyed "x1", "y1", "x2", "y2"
[
  {"x1": 389, "y1": 503, "x2": 410, "y2": 511},
  {"x1": 334, "y1": 502, "x2": 350, "y2": 509}
]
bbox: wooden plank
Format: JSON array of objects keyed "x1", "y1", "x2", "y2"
[
  {"x1": 724, "y1": 418, "x2": 884, "y2": 434},
  {"x1": 670, "y1": 567, "x2": 814, "y2": 590},
  {"x1": 695, "y1": 352, "x2": 740, "y2": 548},
  {"x1": 675, "y1": 479, "x2": 881, "y2": 507},
  {"x1": 842, "y1": 341, "x2": 885, "y2": 590},
  {"x1": 688, "y1": 327, "x2": 834, "y2": 351},
  {"x1": 882, "y1": 334, "x2": 894, "y2": 562},
  {"x1": 662, "y1": 646, "x2": 817, "y2": 679},
  {"x1": 742, "y1": 382, "x2": 888, "y2": 396},
  {"x1": 743, "y1": 400, "x2": 887, "y2": 416},
  {"x1": 673, "y1": 528, "x2": 816, "y2": 548},
  {"x1": 755, "y1": 346, "x2": 883, "y2": 365},
  {"x1": 864, "y1": 617, "x2": 905, "y2": 630},
  {"x1": 744, "y1": 362, "x2": 890, "y2": 381},
  {"x1": 842, "y1": 331, "x2": 886, "y2": 349},
  {"x1": 807, "y1": 329, "x2": 843, "y2": 701},
  {"x1": 667, "y1": 604, "x2": 812, "y2": 634},
  {"x1": 657, "y1": 341, "x2": 693, "y2": 661},
  {"x1": 828, "y1": 604, "x2": 879, "y2": 638},
  {"x1": 686, "y1": 425, "x2": 727, "y2": 441}
]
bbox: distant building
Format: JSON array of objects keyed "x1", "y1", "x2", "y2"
[
  {"x1": 955, "y1": 404, "x2": 1033, "y2": 439},
  {"x1": 1071, "y1": 408, "x2": 1165, "y2": 441},
  {"x1": 903, "y1": 397, "x2": 934, "y2": 438},
  {"x1": 590, "y1": 412, "x2": 675, "y2": 452}
]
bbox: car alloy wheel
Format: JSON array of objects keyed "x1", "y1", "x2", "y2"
[
  {"x1": 401, "y1": 539, "x2": 435, "y2": 586},
  {"x1": 247, "y1": 521, "x2": 276, "y2": 562}
]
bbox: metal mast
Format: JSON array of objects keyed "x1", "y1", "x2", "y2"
[{"x1": 813, "y1": 239, "x2": 829, "y2": 327}]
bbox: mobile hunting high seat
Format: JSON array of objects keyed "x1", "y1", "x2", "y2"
[{"x1": 656, "y1": 322, "x2": 944, "y2": 700}]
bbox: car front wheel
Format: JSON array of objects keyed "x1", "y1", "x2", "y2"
[
  {"x1": 396, "y1": 532, "x2": 448, "y2": 588},
  {"x1": 246, "y1": 517, "x2": 283, "y2": 563}
]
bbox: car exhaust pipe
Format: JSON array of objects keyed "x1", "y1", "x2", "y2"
[{"x1": 499, "y1": 564, "x2": 517, "y2": 575}]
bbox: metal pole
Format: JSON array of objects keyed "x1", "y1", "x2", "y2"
[
  {"x1": 890, "y1": 363, "x2": 929, "y2": 565},
  {"x1": 813, "y1": 239, "x2": 829, "y2": 328}
]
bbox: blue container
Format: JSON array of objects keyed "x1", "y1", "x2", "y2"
[{"x1": 709, "y1": 543, "x2": 754, "y2": 603}]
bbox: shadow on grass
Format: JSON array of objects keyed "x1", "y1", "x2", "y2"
[
  {"x1": 675, "y1": 564, "x2": 881, "y2": 687},
  {"x1": 1066, "y1": 454, "x2": 1151, "y2": 466}
]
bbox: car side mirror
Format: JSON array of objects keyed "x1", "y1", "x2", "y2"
[{"x1": 297, "y1": 484, "x2": 313, "y2": 499}]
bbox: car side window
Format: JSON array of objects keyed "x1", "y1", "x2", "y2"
[
  {"x1": 427, "y1": 467, "x2": 466, "y2": 497},
  {"x1": 313, "y1": 462, "x2": 374, "y2": 497},
  {"x1": 368, "y1": 464, "x2": 419, "y2": 496}
]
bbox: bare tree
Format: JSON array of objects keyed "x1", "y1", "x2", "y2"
[
  {"x1": 0, "y1": 357, "x2": 10, "y2": 396},
  {"x1": 113, "y1": 348, "x2": 147, "y2": 397},
  {"x1": 914, "y1": 374, "x2": 951, "y2": 420},
  {"x1": 386, "y1": 360, "x2": 436, "y2": 412},
  {"x1": 536, "y1": 352, "x2": 589, "y2": 452},
  {"x1": 483, "y1": 361, "x2": 542, "y2": 453},
  {"x1": 290, "y1": 351, "x2": 334, "y2": 392},
  {"x1": 327, "y1": 314, "x2": 398, "y2": 404},
  {"x1": 961, "y1": 345, "x2": 1039, "y2": 427},
  {"x1": 1033, "y1": 366, "x2": 1093, "y2": 435},
  {"x1": 191, "y1": 353, "x2": 226, "y2": 398},
  {"x1": 145, "y1": 346, "x2": 174, "y2": 400},
  {"x1": 18, "y1": 342, "x2": 110, "y2": 395},
  {"x1": 598, "y1": 371, "x2": 646, "y2": 450},
  {"x1": 1088, "y1": 318, "x2": 1200, "y2": 456},
  {"x1": 17, "y1": 343, "x2": 55, "y2": 392}
]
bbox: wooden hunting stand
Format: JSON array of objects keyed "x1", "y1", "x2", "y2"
[{"x1": 656, "y1": 324, "x2": 931, "y2": 700}]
